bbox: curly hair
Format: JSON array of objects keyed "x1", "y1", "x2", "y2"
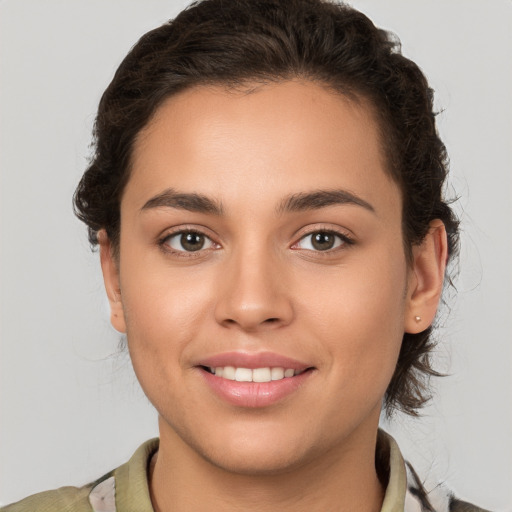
[{"x1": 74, "y1": 0, "x2": 459, "y2": 415}]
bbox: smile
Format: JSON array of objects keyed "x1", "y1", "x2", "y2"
[
  {"x1": 204, "y1": 366, "x2": 306, "y2": 382},
  {"x1": 196, "y1": 352, "x2": 315, "y2": 407}
]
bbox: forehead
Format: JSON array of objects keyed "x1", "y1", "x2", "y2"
[{"x1": 126, "y1": 80, "x2": 399, "y2": 218}]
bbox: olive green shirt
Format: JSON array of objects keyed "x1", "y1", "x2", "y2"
[{"x1": 1, "y1": 431, "x2": 488, "y2": 512}]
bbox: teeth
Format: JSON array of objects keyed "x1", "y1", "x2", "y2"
[
  {"x1": 253, "y1": 368, "x2": 271, "y2": 382},
  {"x1": 235, "y1": 368, "x2": 252, "y2": 382},
  {"x1": 222, "y1": 366, "x2": 236, "y2": 380},
  {"x1": 208, "y1": 366, "x2": 303, "y2": 383},
  {"x1": 271, "y1": 367, "x2": 284, "y2": 380}
]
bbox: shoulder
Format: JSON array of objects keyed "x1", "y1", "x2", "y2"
[
  {"x1": 1, "y1": 439, "x2": 158, "y2": 512},
  {"x1": 380, "y1": 430, "x2": 492, "y2": 512},
  {"x1": 0, "y1": 482, "x2": 95, "y2": 512},
  {"x1": 405, "y1": 461, "x2": 493, "y2": 512},
  {"x1": 1, "y1": 471, "x2": 117, "y2": 512}
]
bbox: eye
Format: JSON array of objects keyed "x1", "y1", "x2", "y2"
[
  {"x1": 164, "y1": 231, "x2": 216, "y2": 252},
  {"x1": 295, "y1": 231, "x2": 349, "y2": 251}
]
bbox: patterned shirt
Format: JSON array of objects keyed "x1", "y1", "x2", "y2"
[{"x1": 1, "y1": 431, "x2": 489, "y2": 512}]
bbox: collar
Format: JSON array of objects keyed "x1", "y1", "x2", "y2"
[{"x1": 89, "y1": 431, "x2": 413, "y2": 512}]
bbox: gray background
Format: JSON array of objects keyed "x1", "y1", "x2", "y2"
[{"x1": 1, "y1": 0, "x2": 511, "y2": 509}]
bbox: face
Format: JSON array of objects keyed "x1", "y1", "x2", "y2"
[{"x1": 102, "y1": 81, "x2": 430, "y2": 474}]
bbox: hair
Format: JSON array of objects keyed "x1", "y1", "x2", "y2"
[{"x1": 74, "y1": 0, "x2": 459, "y2": 415}]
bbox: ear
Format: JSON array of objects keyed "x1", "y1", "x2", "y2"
[
  {"x1": 404, "y1": 220, "x2": 448, "y2": 334},
  {"x1": 98, "y1": 230, "x2": 126, "y2": 333}
]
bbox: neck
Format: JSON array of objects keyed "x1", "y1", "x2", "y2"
[{"x1": 149, "y1": 417, "x2": 385, "y2": 512}]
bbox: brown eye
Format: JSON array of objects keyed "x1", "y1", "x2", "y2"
[
  {"x1": 165, "y1": 231, "x2": 214, "y2": 252},
  {"x1": 296, "y1": 231, "x2": 347, "y2": 252},
  {"x1": 311, "y1": 232, "x2": 336, "y2": 250},
  {"x1": 180, "y1": 233, "x2": 205, "y2": 251}
]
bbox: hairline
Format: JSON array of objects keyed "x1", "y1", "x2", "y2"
[{"x1": 110, "y1": 77, "x2": 411, "y2": 263}]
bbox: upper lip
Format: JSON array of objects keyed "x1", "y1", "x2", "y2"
[{"x1": 196, "y1": 351, "x2": 312, "y2": 370}]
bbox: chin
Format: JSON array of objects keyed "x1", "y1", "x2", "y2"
[
  {"x1": 203, "y1": 442, "x2": 311, "y2": 476},
  {"x1": 182, "y1": 420, "x2": 317, "y2": 476}
]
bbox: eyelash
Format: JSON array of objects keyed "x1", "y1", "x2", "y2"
[
  {"x1": 292, "y1": 229, "x2": 355, "y2": 253},
  {"x1": 158, "y1": 228, "x2": 219, "y2": 257},
  {"x1": 158, "y1": 227, "x2": 355, "y2": 257}
]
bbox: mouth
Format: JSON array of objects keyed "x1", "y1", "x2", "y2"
[
  {"x1": 200, "y1": 365, "x2": 310, "y2": 382},
  {"x1": 195, "y1": 352, "x2": 315, "y2": 407}
]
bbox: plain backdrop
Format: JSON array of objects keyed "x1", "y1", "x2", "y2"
[{"x1": 1, "y1": 0, "x2": 511, "y2": 509}]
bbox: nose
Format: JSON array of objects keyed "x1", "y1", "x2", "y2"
[{"x1": 214, "y1": 245, "x2": 294, "y2": 332}]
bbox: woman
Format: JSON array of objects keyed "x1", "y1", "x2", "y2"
[{"x1": 1, "y1": 0, "x2": 500, "y2": 510}]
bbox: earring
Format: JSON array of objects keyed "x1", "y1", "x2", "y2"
[{"x1": 414, "y1": 316, "x2": 421, "y2": 322}]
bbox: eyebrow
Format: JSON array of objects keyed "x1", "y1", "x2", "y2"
[
  {"x1": 141, "y1": 188, "x2": 223, "y2": 215},
  {"x1": 276, "y1": 189, "x2": 375, "y2": 215},
  {"x1": 140, "y1": 187, "x2": 374, "y2": 216}
]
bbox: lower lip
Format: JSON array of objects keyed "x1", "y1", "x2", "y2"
[{"x1": 199, "y1": 368, "x2": 314, "y2": 408}]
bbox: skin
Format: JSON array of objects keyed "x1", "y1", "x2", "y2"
[{"x1": 100, "y1": 81, "x2": 447, "y2": 511}]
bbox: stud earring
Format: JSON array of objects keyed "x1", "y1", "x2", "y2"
[{"x1": 414, "y1": 316, "x2": 421, "y2": 322}]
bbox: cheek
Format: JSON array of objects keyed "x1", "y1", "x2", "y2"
[
  {"x1": 118, "y1": 255, "x2": 215, "y2": 384},
  {"x1": 294, "y1": 248, "x2": 408, "y2": 381}
]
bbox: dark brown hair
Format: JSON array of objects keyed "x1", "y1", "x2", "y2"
[{"x1": 74, "y1": 0, "x2": 459, "y2": 415}]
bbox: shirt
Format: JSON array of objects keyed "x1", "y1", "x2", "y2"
[{"x1": 1, "y1": 431, "x2": 489, "y2": 512}]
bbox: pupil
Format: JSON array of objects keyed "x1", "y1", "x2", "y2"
[
  {"x1": 181, "y1": 233, "x2": 204, "y2": 251},
  {"x1": 312, "y1": 232, "x2": 334, "y2": 251}
]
